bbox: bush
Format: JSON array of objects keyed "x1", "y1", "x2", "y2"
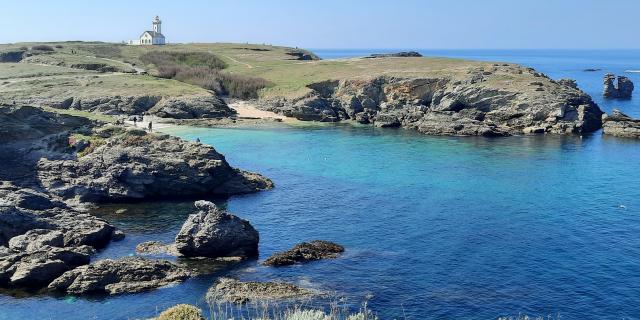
[
  {"x1": 31, "y1": 45, "x2": 54, "y2": 51},
  {"x1": 141, "y1": 51, "x2": 269, "y2": 99},
  {"x1": 18, "y1": 46, "x2": 29, "y2": 51},
  {"x1": 158, "y1": 304, "x2": 204, "y2": 320},
  {"x1": 55, "y1": 45, "x2": 63, "y2": 49},
  {"x1": 84, "y1": 45, "x2": 122, "y2": 58}
]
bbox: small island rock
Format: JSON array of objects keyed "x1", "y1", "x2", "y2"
[
  {"x1": 602, "y1": 109, "x2": 640, "y2": 139},
  {"x1": 603, "y1": 73, "x2": 634, "y2": 99},
  {"x1": 263, "y1": 240, "x2": 344, "y2": 267},
  {"x1": 174, "y1": 201, "x2": 259, "y2": 258}
]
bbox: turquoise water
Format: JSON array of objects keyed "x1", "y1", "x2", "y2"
[{"x1": 2, "y1": 51, "x2": 640, "y2": 319}]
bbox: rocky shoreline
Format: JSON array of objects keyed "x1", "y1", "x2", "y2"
[{"x1": 256, "y1": 67, "x2": 605, "y2": 137}]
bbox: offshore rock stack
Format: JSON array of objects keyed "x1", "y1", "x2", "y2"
[{"x1": 603, "y1": 73, "x2": 634, "y2": 99}]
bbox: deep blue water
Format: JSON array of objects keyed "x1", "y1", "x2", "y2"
[{"x1": 2, "y1": 50, "x2": 640, "y2": 320}]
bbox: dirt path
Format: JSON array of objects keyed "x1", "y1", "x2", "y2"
[{"x1": 217, "y1": 53, "x2": 254, "y2": 69}]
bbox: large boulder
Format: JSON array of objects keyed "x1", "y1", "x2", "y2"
[
  {"x1": 175, "y1": 201, "x2": 259, "y2": 258},
  {"x1": 148, "y1": 95, "x2": 236, "y2": 119},
  {"x1": 602, "y1": 109, "x2": 640, "y2": 139},
  {"x1": 206, "y1": 278, "x2": 317, "y2": 304},
  {"x1": 48, "y1": 257, "x2": 189, "y2": 295},
  {"x1": 263, "y1": 240, "x2": 344, "y2": 267},
  {"x1": 604, "y1": 73, "x2": 634, "y2": 99}
]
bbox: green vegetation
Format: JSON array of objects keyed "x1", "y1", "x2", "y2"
[
  {"x1": 158, "y1": 304, "x2": 205, "y2": 320},
  {"x1": 0, "y1": 41, "x2": 516, "y2": 105},
  {"x1": 39, "y1": 105, "x2": 115, "y2": 123},
  {"x1": 139, "y1": 50, "x2": 269, "y2": 99}
]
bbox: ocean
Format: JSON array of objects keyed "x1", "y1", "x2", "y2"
[{"x1": 2, "y1": 50, "x2": 639, "y2": 319}]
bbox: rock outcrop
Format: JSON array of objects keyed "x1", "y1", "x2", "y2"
[
  {"x1": 365, "y1": 51, "x2": 423, "y2": 58},
  {"x1": 48, "y1": 257, "x2": 189, "y2": 295},
  {"x1": 602, "y1": 109, "x2": 640, "y2": 138},
  {"x1": 175, "y1": 201, "x2": 259, "y2": 258},
  {"x1": 206, "y1": 278, "x2": 317, "y2": 304},
  {"x1": 263, "y1": 240, "x2": 344, "y2": 267},
  {"x1": 603, "y1": 74, "x2": 634, "y2": 99},
  {"x1": 148, "y1": 95, "x2": 236, "y2": 119},
  {"x1": 258, "y1": 66, "x2": 604, "y2": 136},
  {"x1": 37, "y1": 125, "x2": 273, "y2": 203}
]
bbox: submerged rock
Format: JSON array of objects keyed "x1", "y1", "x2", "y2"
[
  {"x1": 175, "y1": 201, "x2": 259, "y2": 258},
  {"x1": 136, "y1": 241, "x2": 177, "y2": 255},
  {"x1": 603, "y1": 73, "x2": 634, "y2": 99},
  {"x1": 263, "y1": 240, "x2": 344, "y2": 267},
  {"x1": 602, "y1": 109, "x2": 640, "y2": 139},
  {"x1": 206, "y1": 278, "x2": 318, "y2": 304},
  {"x1": 48, "y1": 257, "x2": 189, "y2": 295}
]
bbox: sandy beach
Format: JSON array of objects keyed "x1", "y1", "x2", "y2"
[{"x1": 229, "y1": 100, "x2": 293, "y2": 122}]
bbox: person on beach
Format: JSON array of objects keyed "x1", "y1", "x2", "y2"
[
  {"x1": 133, "y1": 117, "x2": 137, "y2": 127},
  {"x1": 148, "y1": 121, "x2": 153, "y2": 132},
  {"x1": 196, "y1": 138, "x2": 200, "y2": 143}
]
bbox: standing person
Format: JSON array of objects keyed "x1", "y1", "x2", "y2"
[
  {"x1": 133, "y1": 117, "x2": 137, "y2": 127},
  {"x1": 148, "y1": 121, "x2": 153, "y2": 132}
]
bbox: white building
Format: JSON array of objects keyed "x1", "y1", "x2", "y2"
[{"x1": 128, "y1": 16, "x2": 166, "y2": 45}]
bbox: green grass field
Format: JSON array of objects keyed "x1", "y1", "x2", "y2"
[{"x1": 0, "y1": 41, "x2": 523, "y2": 101}]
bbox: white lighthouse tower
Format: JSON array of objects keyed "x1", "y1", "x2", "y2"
[
  {"x1": 153, "y1": 16, "x2": 162, "y2": 34},
  {"x1": 129, "y1": 16, "x2": 166, "y2": 45}
]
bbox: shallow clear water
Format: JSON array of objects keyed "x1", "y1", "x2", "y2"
[{"x1": 2, "y1": 51, "x2": 640, "y2": 319}]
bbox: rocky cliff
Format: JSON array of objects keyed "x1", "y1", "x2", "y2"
[
  {"x1": 258, "y1": 65, "x2": 604, "y2": 136},
  {"x1": 602, "y1": 109, "x2": 640, "y2": 138}
]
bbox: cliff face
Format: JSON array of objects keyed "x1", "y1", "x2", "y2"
[
  {"x1": 259, "y1": 64, "x2": 604, "y2": 136},
  {"x1": 603, "y1": 73, "x2": 634, "y2": 99}
]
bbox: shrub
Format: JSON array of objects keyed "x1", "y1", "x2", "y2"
[
  {"x1": 84, "y1": 45, "x2": 122, "y2": 58},
  {"x1": 31, "y1": 45, "x2": 54, "y2": 51},
  {"x1": 158, "y1": 304, "x2": 205, "y2": 320},
  {"x1": 55, "y1": 45, "x2": 63, "y2": 49},
  {"x1": 141, "y1": 51, "x2": 269, "y2": 99},
  {"x1": 18, "y1": 46, "x2": 28, "y2": 51}
]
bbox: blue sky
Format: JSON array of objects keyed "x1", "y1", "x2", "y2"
[{"x1": 1, "y1": 0, "x2": 638, "y2": 49}]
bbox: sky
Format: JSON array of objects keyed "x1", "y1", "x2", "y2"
[{"x1": 1, "y1": 0, "x2": 638, "y2": 49}]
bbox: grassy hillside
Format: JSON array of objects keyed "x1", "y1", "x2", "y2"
[{"x1": 0, "y1": 41, "x2": 518, "y2": 102}]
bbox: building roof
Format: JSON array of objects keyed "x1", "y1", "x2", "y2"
[{"x1": 140, "y1": 31, "x2": 165, "y2": 39}]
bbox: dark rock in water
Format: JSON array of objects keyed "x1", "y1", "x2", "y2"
[
  {"x1": 583, "y1": 68, "x2": 601, "y2": 72},
  {"x1": 602, "y1": 109, "x2": 640, "y2": 138},
  {"x1": 603, "y1": 73, "x2": 634, "y2": 99},
  {"x1": 366, "y1": 51, "x2": 423, "y2": 58},
  {"x1": 48, "y1": 257, "x2": 189, "y2": 295},
  {"x1": 206, "y1": 278, "x2": 317, "y2": 304},
  {"x1": 263, "y1": 240, "x2": 344, "y2": 267},
  {"x1": 175, "y1": 201, "x2": 259, "y2": 258}
]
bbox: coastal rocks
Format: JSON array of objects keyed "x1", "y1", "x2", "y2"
[
  {"x1": 41, "y1": 94, "x2": 235, "y2": 119},
  {"x1": 603, "y1": 74, "x2": 634, "y2": 99},
  {"x1": 175, "y1": 201, "x2": 259, "y2": 258},
  {"x1": 36, "y1": 127, "x2": 273, "y2": 203},
  {"x1": 365, "y1": 51, "x2": 423, "y2": 58},
  {"x1": 0, "y1": 50, "x2": 26, "y2": 62},
  {"x1": 602, "y1": 109, "x2": 640, "y2": 138},
  {"x1": 0, "y1": 245, "x2": 92, "y2": 287},
  {"x1": 263, "y1": 240, "x2": 344, "y2": 267},
  {"x1": 258, "y1": 65, "x2": 604, "y2": 136},
  {"x1": 136, "y1": 241, "x2": 177, "y2": 255},
  {"x1": 147, "y1": 95, "x2": 236, "y2": 119},
  {"x1": 48, "y1": 257, "x2": 189, "y2": 295},
  {"x1": 206, "y1": 278, "x2": 317, "y2": 304}
]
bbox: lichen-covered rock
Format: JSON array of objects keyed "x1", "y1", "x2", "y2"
[
  {"x1": 206, "y1": 278, "x2": 317, "y2": 304},
  {"x1": 175, "y1": 201, "x2": 259, "y2": 258},
  {"x1": 602, "y1": 109, "x2": 640, "y2": 138},
  {"x1": 604, "y1": 74, "x2": 634, "y2": 99},
  {"x1": 258, "y1": 65, "x2": 604, "y2": 136},
  {"x1": 37, "y1": 128, "x2": 273, "y2": 203},
  {"x1": 263, "y1": 240, "x2": 344, "y2": 267},
  {"x1": 48, "y1": 257, "x2": 189, "y2": 295}
]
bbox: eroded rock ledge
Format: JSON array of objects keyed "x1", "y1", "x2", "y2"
[
  {"x1": 258, "y1": 65, "x2": 604, "y2": 136},
  {"x1": 602, "y1": 109, "x2": 640, "y2": 139}
]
